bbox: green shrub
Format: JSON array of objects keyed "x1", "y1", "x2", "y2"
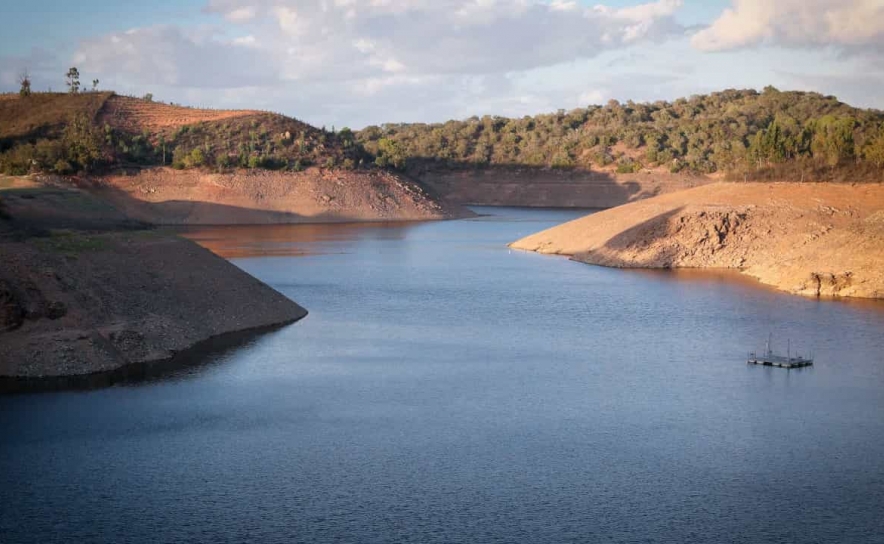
[
  {"x1": 53, "y1": 159, "x2": 74, "y2": 174},
  {"x1": 188, "y1": 148, "x2": 206, "y2": 167},
  {"x1": 616, "y1": 159, "x2": 641, "y2": 174}
]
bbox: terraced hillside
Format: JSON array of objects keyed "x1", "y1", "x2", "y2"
[
  {"x1": 0, "y1": 92, "x2": 371, "y2": 175},
  {"x1": 99, "y1": 95, "x2": 261, "y2": 133}
]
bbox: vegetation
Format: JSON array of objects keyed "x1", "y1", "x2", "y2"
[
  {"x1": 4, "y1": 85, "x2": 883, "y2": 182},
  {"x1": 65, "y1": 67, "x2": 80, "y2": 94},
  {"x1": 0, "y1": 91, "x2": 372, "y2": 176},
  {"x1": 18, "y1": 71, "x2": 31, "y2": 98},
  {"x1": 357, "y1": 88, "x2": 884, "y2": 181}
]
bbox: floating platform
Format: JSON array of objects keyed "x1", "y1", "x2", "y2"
[
  {"x1": 749, "y1": 357, "x2": 813, "y2": 368},
  {"x1": 747, "y1": 355, "x2": 813, "y2": 369},
  {"x1": 748, "y1": 335, "x2": 814, "y2": 369}
]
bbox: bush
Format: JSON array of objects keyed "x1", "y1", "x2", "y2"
[
  {"x1": 616, "y1": 159, "x2": 641, "y2": 174},
  {"x1": 188, "y1": 148, "x2": 206, "y2": 167},
  {"x1": 53, "y1": 159, "x2": 74, "y2": 174},
  {"x1": 215, "y1": 155, "x2": 232, "y2": 171}
]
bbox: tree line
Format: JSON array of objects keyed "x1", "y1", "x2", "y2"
[{"x1": 357, "y1": 88, "x2": 884, "y2": 178}]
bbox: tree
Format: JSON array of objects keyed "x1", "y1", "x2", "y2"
[
  {"x1": 810, "y1": 116, "x2": 856, "y2": 167},
  {"x1": 374, "y1": 138, "x2": 406, "y2": 169},
  {"x1": 92, "y1": 79, "x2": 99, "y2": 91},
  {"x1": 143, "y1": 93, "x2": 153, "y2": 102},
  {"x1": 18, "y1": 70, "x2": 31, "y2": 97},
  {"x1": 62, "y1": 113, "x2": 103, "y2": 171},
  {"x1": 863, "y1": 128, "x2": 884, "y2": 168},
  {"x1": 65, "y1": 67, "x2": 80, "y2": 93}
]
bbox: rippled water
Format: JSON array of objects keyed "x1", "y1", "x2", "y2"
[{"x1": 2, "y1": 207, "x2": 884, "y2": 544}]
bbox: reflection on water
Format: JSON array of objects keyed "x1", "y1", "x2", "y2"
[
  {"x1": 177, "y1": 221, "x2": 422, "y2": 258},
  {"x1": 3, "y1": 207, "x2": 884, "y2": 544}
]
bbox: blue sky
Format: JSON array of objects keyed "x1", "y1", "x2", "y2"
[{"x1": 2, "y1": 0, "x2": 882, "y2": 128}]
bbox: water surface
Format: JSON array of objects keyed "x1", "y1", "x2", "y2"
[{"x1": 2, "y1": 207, "x2": 884, "y2": 543}]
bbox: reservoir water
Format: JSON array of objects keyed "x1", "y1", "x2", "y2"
[{"x1": 2, "y1": 207, "x2": 884, "y2": 543}]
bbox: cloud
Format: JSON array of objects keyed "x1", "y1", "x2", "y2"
[
  {"x1": 194, "y1": 0, "x2": 686, "y2": 81},
  {"x1": 72, "y1": 25, "x2": 279, "y2": 88},
  {"x1": 692, "y1": 0, "x2": 884, "y2": 52}
]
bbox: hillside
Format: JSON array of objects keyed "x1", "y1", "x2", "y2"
[
  {"x1": 0, "y1": 93, "x2": 371, "y2": 174},
  {"x1": 0, "y1": 177, "x2": 307, "y2": 390},
  {"x1": 510, "y1": 182, "x2": 884, "y2": 299},
  {"x1": 358, "y1": 88, "x2": 884, "y2": 185},
  {"x1": 0, "y1": 93, "x2": 461, "y2": 224}
]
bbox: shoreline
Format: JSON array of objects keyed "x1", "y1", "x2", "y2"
[
  {"x1": 510, "y1": 182, "x2": 884, "y2": 300},
  {"x1": 0, "y1": 318, "x2": 303, "y2": 394},
  {"x1": 1, "y1": 182, "x2": 309, "y2": 389}
]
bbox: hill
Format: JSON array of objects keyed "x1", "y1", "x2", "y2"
[
  {"x1": 0, "y1": 93, "x2": 460, "y2": 224},
  {"x1": 510, "y1": 182, "x2": 884, "y2": 299},
  {"x1": 357, "y1": 88, "x2": 884, "y2": 184},
  {"x1": 0, "y1": 93, "x2": 370, "y2": 175}
]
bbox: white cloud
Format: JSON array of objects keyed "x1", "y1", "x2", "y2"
[
  {"x1": 225, "y1": 6, "x2": 257, "y2": 22},
  {"x1": 579, "y1": 89, "x2": 608, "y2": 105},
  {"x1": 692, "y1": 0, "x2": 884, "y2": 52},
  {"x1": 72, "y1": 25, "x2": 278, "y2": 88},
  {"x1": 193, "y1": 0, "x2": 687, "y2": 81}
]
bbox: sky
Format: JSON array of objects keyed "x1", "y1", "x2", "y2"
[{"x1": 2, "y1": 0, "x2": 883, "y2": 128}]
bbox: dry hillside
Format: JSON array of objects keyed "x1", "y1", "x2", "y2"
[
  {"x1": 98, "y1": 95, "x2": 261, "y2": 133},
  {"x1": 0, "y1": 178, "x2": 307, "y2": 388},
  {"x1": 511, "y1": 182, "x2": 884, "y2": 299}
]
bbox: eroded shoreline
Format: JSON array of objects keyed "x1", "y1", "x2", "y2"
[{"x1": 511, "y1": 182, "x2": 884, "y2": 299}]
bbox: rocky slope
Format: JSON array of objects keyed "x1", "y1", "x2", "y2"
[
  {"x1": 0, "y1": 178, "x2": 307, "y2": 390},
  {"x1": 511, "y1": 182, "x2": 884, "y2": 299}
]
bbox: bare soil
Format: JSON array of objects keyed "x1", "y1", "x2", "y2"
[
  {"x1": 86, "y1": 167, "x2": 461, "y2": 225},
  {"x1": 98, "y1": 95, "x2": 261, "y2": 133},
  {"x1": 511, "y1": 182, "x2": 884, "y2": 299}
]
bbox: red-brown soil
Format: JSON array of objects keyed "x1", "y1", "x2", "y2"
[{"x1": 98, "y1": 95, "x2": 261, "y2": 133}]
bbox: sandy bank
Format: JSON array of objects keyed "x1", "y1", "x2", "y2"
[
  {"x1": 510, "y1": 182, "x2": 884, "y2": 299},
  {"x1": 86, "y1": 167, "x2": 461, "y2": 225},
  {"x1": 0, "y1": 180, "x2": 307, "y2": 389}
]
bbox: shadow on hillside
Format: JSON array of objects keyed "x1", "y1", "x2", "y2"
[
  {"x1": 405, "y1": 160, "x2": 667, "y2": 208},
  {"x1": 0, "y1": 186, "x2": 149, "y2": 238},
  {"x1": 84, "y1": 181, "x2": 410, "y2": 226},
  {"x1": 574, "y1": 207, "x2": 685, "y2": 268}
]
